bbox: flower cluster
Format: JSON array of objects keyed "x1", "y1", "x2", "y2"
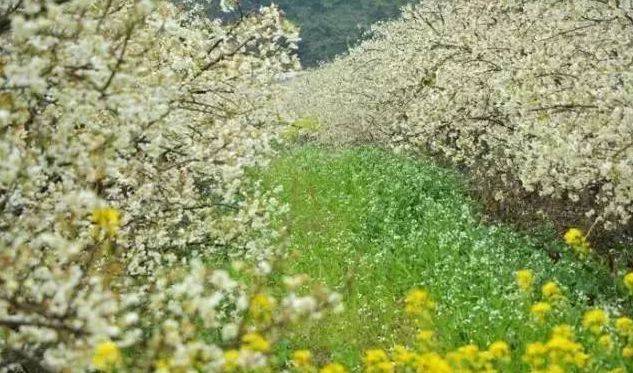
[
  {"x1": 347, "y1": 283, "x2": 633, "y2": 372},
  {"x1": 523, "y1": 325, "x2": 589, "y2": 372},
  {"x1": 514, "y1": 268, "x2": 633, "y2": 371},
  {"x1": 284, "y1": 0, "x2": 633, "y2": 232},
  {"x1": 289, "y1": 349, "x2": 348, "y2": 373},
  {"x1": 516, "y1": 269, "x2": 535, "y2": 292},
  {"x1": 403, "y1": 288, "x2": 435, "y2": 321},
  {"x1": 563, "y1": 228, "x2": 591, "y2": 258},
  {"x1": 357, "y1": 289, "x2": 512, "y2": 372},
  {"x1": 624, "y1": 272, "x2": 633, "y2": 294}
]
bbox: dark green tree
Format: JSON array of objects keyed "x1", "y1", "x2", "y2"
[{"x1": 203, "y1": 0, "x2": 414, "y2": 67}]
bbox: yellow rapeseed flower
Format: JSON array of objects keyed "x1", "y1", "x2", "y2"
[
  {"x1": 242, "y1": 332, "x2": 270, "y2": 352},
  {"x1": 488, "y1": 341, "x2": 510, "y2": 360},
  {"x1": 92, "y1": 341, "x2": 122, "y2": 371},
  {"x1": 598, "y1": 334, "x2": 614, "y2": 351},
  {"x1": 416, "y1": 329, "x2": 435, "y2": 349},
  {"x1": 542, "y1": 281, "x2": 562, "y2": 301},
  {"x1": 374, "y1": 362, "x2": 394, "y2": 373},
  {"x1": 364, "y1": 349, "x2": 394, "y2": 372},
  {"x1": 563, "y1": 228, "x2": 590, "y2": 257},
  {"x1": 404, "y1": 289, "x2": 435, "y2": 317},
  {"x1": 415, "y1": 352, "x2": 453, "y2": 373},
  {"x1": 572, "y1": 352, "x2": 590, "y2": 368},
  {"x1": 92, "y1": 207, "x2": 121, "y2": 236},
  {"x1": 154, "y1": 358, "x2": 171, "y2": 373},
  {"x1": 525, "y1": 328, "x2": 588, "y2": 371},
  {"x1": 320, "y1": 363, "x2": 347, "y2": 373},
  {"x1": 364, "y1": 349, "x2": 390, "y2": 366},
  {"x1": 392, "y1": 345, "x2": 416, "y2": 366},
  {"x1": 523, "y1": 342, "x2": 547, "y2": 368},
  {"x1": 516, "y1": 269, "x2": 534, "y2": 292},
  {"x1": 616, "y1": 317, "x2": 633, "y2": 337},
  {"x1": 623, "y1": 272, "x2": 633, "y2": 293},
  {"x1": 530, "y1": 302, "x2": 552, "y2": 322},
  {"x1": 447, "y1": 344, "x2": 482, "y2": 368},
  {"x1": 551, "y1": 324, "x2": 574, "y2": 339},
  {"x1": 582, "y1": 309, "x2": 608, "y2": 334},
  {"x1": 546, "y1": 365, "x2": 566, "y2": 373},
  {"x1": 563, "y1": 228, "x2": 584, "y2": 246},
  {"x1": 292, "y1": 350, "x2": 312, "y2": 367},
  {"x1": 223, "y1": 349, "x2": 240, "y2": 371},
  {"x1": 622, "y1": 345, "x2": 633, "y2": 358},
  {"x1": 249, "y1": 293, "x2": 275, "y2": 323}
]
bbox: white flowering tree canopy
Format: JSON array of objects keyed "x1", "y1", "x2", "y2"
[
  {"x1": 286, "y1": 0, "x2": 633, "y2": 231},
  {"x1": 0, "y1": 0, "x2": 347, "y2": 371}
]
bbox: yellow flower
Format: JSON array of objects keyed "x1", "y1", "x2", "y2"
[
  {"x1": 416, "y1": 329, "x2": 435, "y2": 349},
  {"x1": 374, "y1": 362, "x2": 394, "y2": 372},
  {"x1": 392, "y1": 345, "x2": 416, "y2": 366},
  {"x1": 598, "y1": 334, "x2": 613, "y2": 351},
  {"x1": 292, "y1": 350, "x2": 312, "y2": 367},
  {"x1": 92, "y1": 341, "x2": 122, "y2": 371},
  {"x1": 616, "y1": 317, "x2": 633, "y2": 337},
  {"x1": 582, "y1": 309, "x2": 608, "y2": 334},
  {"x1": 551, "y1": 324, "x2": 574, "y2": 339},
  {"x1": 223, "y1": 349, "x2": 240, "y2": 371},
  {"x1": 548, "y1": 364, "x2": 568, "y2": 373},
  {"x1": 457, "y1": 344, "x2": 479, "y2": 358},
  {"x1": 563, "y1": 228, "x2": 590, "y2": 257},
  {"x1": 447, "y1": 344, "x2": 481, "y2": 367},
  {"x1": 154, "y1": 358, "x2": 172, "y2": 373},
  {"x1": 364, "y1": 349, "x2": 393, "y2": 372},
  {"x1": 415, "y1": 352, "x2": 453, "y2": 373},
  {"x1": 563, "y1": 228, "x2": 585, "y2": 246},
  {"x1": 488, "y1": 341, "x2": 510, "y2": 360},
  {"x1": 242, "y1": 332, "x2": 270, "y2": 352},
  {"x1": 530, "y1": 302, "x2": 552, "y2": 322},
  {"x1": 622, "y1": 345, "x2": 633, "y2": 358},
  {"x1": 92, "y1": 207, "x2": 121, "y2": 236},
  {"x1": 524, "y1": 328, "x2": 588, "y2": 371},
  {"x1": 364, "y1": 349, "x2": 389, "y2": 366},
  {"x1": 572, "y1": 352, "x2": 590, "y2": 368},
  {"x1": 250, "y1": 293, "x2": 275, "y2": 323},
  {"x1": 516, "y1": 269, "x2": 534, "y2": 292},
  {"x1": 523, "y1": 342, "x2": 547, "y2": 368},
  {"x1": 546, "y1": 336, "x2": 576, "y2": 353},
  {"x1": 624, "y1": 272, "x2": 633, "y2": 293},
  {"x1": 320, "y1": 363, "x2": 347, "y2": 373},
  {"x1": 542, "y1": 281, "x2": 562, "y2": 300},
  {"x1": 404, "y1": 289, "x2": 435, "y2": 317}
]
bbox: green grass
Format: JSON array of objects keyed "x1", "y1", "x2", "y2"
[{"x1": 257, "y1": 146, "x2": 632, "y2": 371}]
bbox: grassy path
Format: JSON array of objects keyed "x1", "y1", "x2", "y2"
[{"x1": 258, "y1": 146, "x2": 629, "y2": 370}]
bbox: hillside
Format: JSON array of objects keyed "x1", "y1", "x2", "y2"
[{"x1": 204, "y1": 0, "x2": 414, "y2": 66}]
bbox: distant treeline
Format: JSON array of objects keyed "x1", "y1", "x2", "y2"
[{"x1": 203, "y1": 0, "x2": 414, "y2": 67}]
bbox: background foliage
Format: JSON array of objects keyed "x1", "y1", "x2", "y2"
[{"x1": 206, "y1": 0, "x2": 414, "y2": 66}]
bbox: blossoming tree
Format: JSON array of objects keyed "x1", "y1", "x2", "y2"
[
  {"x1": 287, "y1": 0, "x2": 633, "y2": 234},
  {"x1": 0, "y1": 0, "x2": 344, "y2": 370}
]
